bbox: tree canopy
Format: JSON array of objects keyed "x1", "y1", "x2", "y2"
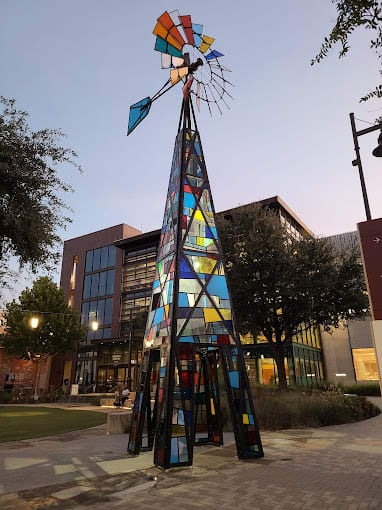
[
  {"x1": 312, "y1": 0, "x2": 382, "y2": 103},
  {"x1": 217, "y1": 204, "x2": 369, "y2": 389},
  {"x1": 1, "y1": 277, "x2": 85, "y2": 358},
  {"x1": 0, "y1": 97, "x2": 80, "y2": 292}
]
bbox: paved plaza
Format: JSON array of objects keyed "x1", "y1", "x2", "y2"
[{"x1": 0, "y1": 399, "x2": 382, "y2": 509}]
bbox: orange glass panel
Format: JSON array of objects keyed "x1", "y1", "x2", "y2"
[
  {"x1": 157, "y1": 11, "x2": 186, "y2": 47},
  {"x1": 153, "y1": 22, "x2": 183, "y2": 51}
]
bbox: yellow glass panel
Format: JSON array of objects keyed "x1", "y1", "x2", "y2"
[
  {"x1": 194, "y1": 210, "x2": 205, "y2": 222},
  {"x1": 203, "y1": 308, "x2": 221, "y2": 322},
  {"x1": 199, "y1": 35, "x2": 215, "y2": 53},
  {"x1": 170, "y1": 68, "x2": 187, "y2": 85},
  {"x1": 220, "y1": 309, "x2": 232, "y2": 321},
  {"x1": 242, "y1": 414, "x2": 249, "y2": 425},
  {"x1": 199, "y1": 257, "x2": 216, "y2": 274},
  {"x1": 210, "y1": 398, "x2": 215, "y2": 415}
]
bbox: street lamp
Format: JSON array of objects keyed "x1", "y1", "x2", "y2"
[
  {"x1": 350, "y1": 113, "x2": 382, "y2": 221},
  {"x1": 30, "y1": 316, "x2": 42, "y2": 401}
]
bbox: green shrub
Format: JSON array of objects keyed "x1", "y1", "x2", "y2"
[
  {"x1": 340, "y1": 382, "x2": 381, "y2": 397},
  {"x1": 0, "y1": 391, "x2": 12, "y2": 404},
  {"x1": 251, "y1": 389, "x2": 380, "y2": 430}
]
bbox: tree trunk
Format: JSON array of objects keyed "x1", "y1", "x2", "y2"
[{"x1": 272, "y1": 342, "x2": 288, "y2": 390}]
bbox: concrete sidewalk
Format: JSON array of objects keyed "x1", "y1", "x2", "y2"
[{"x1": 1, "y1": 399, "x2": 382, "y2": 509}]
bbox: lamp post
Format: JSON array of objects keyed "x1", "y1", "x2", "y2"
[
  {"x1": 349, "y1": 113, "x2": 382, "y2": 221},
  {"x1": 127, "y1": 308, "x2": 133, "y2": 389},
  {"x1": 30, "y1": 316, "x2": 42, "y2": 401}
]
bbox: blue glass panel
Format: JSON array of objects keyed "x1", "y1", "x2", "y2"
[
  {"x1": 106, "y1": 269, "x2": 115, "y2": 295},
  {"x1": 154, "y1": 307, "x2": 165, "y2": 324},
  {"x1": 93, "y1": 248, "x2": 101, "y2": 271},
  {"x1": 178, "y1": 409, "x2": 185, "y2": 425},
  {"x1": 127, "y1": 97, "x2": 151, "y2": 135},
  {"x1": 97, "y1": 299, "x2": 105, "y2": 324},
  {"x1": 153, "y1": 279, "x2": 160, "y2": 289},
  {"x1": 249, "y1": 414, "x2": 254, "y2": 425},
  {"x1": 90, "y1": 273, "x2": 99, "y2": 298},
  {"x1": 178, "y1": 293, "x2": 189, "y2": 307},
  {"x1": 160, "y1": 366, "x2": 166, "y2": 377},
  {"x1": 103, "y1": 328, "x2": 111, "y2": 338},
  {"x1": 205, "y1": 50, "x2": 224, "y2": 60},
  {"x1": 178, "y1": 437, "x2": 188, "y2": 462},
  {"x1": 83, "y1": 275, "x2": 91, "y2": 299},
  {"x1": 179, "y1": 336, "x2": 195, "y2": 342},
  {"x1": 170, "y1": 438, "x2": 179, "y2": 463},
  {"x1": 100, "y1": 246, "x2": 108, "y2": 269},
  {"x1": 192, "y1": 24, "x2": 203, "y2": 47},
  {"x1": 104, "y1": 298, "x2": 113, "y2": 324},
  {"x1": 184, "y1": 192, "x2": 196, "y2": 209},
  {"x1": 207, "y1": 275, "x2": 229, "y2": 299},
  {"x1": 85, "y1": 250, "x2": 93, "y2": 273},
  {"x1": 180, "y1": 257, "x2": 192, "y2": 272},
  {"x1": 81, "y1": 302, "x2": 89, "y2": 326},
  {"x1": 108, "y1": 245, "x2": 116, "y2": 267},
  {"x1": 154, "y1": 36, "x2": 183, "y2": 57},
  {"x1": 98, "y1": 271, "x2": 107, "y2": 296},
  {"x1": 229, "y1": 371, "x2": 239, "y2": 388}
]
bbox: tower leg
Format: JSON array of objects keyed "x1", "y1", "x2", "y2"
[{"x1": 220, "y1": 345, "x2": 264, "y2": 459}]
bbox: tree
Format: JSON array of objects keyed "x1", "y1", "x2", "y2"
[
  {"x1": 1, "y1": 277, "x2": 85, "y2": 359},
  {"x1": 312, "y1": 0, "x2": 382, "y2": 103},
  {"x1": 217, "y1": 205, "x2": 369, "y2": 390},
  {"x1": 0, "y1": 97, "x2": 80, "y2": 292}
]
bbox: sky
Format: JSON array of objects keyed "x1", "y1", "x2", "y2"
[{"x1": 1, "y1": 0, "x2": 382, "y2": 299}]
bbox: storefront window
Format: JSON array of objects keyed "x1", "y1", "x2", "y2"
[{"x1": 352, "y1": 348, "x2": 378, "y2": 381}]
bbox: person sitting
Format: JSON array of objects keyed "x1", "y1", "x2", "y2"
[
  {"x1": 113, "y1": 387, "x2": 121, "y2": 407},
  {"x1": 120, "y1": 386, "x2": 130, "y2": 407}
]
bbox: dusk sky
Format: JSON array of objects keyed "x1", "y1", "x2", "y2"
[{"x1": 1, "y1": 1, "x2": 381, "y2": 298}]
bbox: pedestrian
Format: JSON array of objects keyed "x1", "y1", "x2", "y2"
[{"x1": 120, "y1": 386, "x2": 130, "y2": 407}]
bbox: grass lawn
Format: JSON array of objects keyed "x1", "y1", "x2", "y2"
[{"x1": 0, "y1": 406, "x2": 108, "y2": 442}]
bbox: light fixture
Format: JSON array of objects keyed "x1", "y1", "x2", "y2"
[
  {"x1": 30, "y1": 317, "x2": 39, "y2": 329},
  {"x1": 372, "y1": 130, "x2": 382, "y2": 157},
  {"x1": 90, "y1": 320, "x2": 99, "y2": 331}
]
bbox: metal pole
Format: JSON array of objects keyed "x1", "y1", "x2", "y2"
[
  {"x1": 33, "y1": 358, "x2": 41, "y2": 401},
  {"x1": 127, "y1": 308, "x2": 133, "y2": 388},
  {"x1": 349, "y1": 113, "x2": 372, "y2": 221}
]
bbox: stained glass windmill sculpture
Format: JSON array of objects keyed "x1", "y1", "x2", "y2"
[{"x1": 127, "y1": 10, "x2": 263, "y2": 469}]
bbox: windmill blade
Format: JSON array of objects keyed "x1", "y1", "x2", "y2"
[{"x1": 127, "y1": 97, "x2": 152, "y2": 136}]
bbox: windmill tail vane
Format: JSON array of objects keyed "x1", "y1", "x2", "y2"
[{"x1": 127, "y1": 10, "x2": 232, "y2": 136}]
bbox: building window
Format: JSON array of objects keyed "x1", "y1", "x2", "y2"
[
  {"x1": 352, "y1": 348, "x2": 379, "y2": 381},
  {"x1": 85, "y1": 245, "x2": 116, "y2": 273},
  {"x1": 70, "y1": 256, "x2": 78, "y2": 291}
]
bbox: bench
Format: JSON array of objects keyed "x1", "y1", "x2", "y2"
[
  {"x1": 100, "y1": 392, "x2": 136, "y2": 408},
  {"x1": 106, "y1": 411, "x2": 132, "y2": 434}
]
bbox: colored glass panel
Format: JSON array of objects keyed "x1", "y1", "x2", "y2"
[
  {"x1": 192, "y1": 23, "x2": 203, "y2": 47},
  {"x1": 205, "y1": 50, "x2": 224, "y2": 60},
  {"x1": 199, "y1": 35, "x2": 215, "y2": 53},
  {"x1": 127, "y1": 97, "x2": 151, "y2": 136},
  {"x1": 157, "y1": 11, "x2": 186, "y2": 47},
  {"x1": 153, "y1": 21, "x2": 183, "y2": 51},
  {"x1": 154, "y1": 36, "x2": 183, "y2": 58},
  {"x1": 179, "y1": 15, "x2": 195, "y2": 45}
]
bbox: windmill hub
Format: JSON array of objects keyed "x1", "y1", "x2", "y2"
[
  {"x1": 182, "y1": 43, "x2": 211, "y2": 83},
  {"x1": 189, "y1": 58, "x2": 203, "y2": 73}
]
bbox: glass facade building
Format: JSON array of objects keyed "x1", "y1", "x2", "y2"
[{"x1": 60, "y1": 197, "x2": 326, "y2": 390}]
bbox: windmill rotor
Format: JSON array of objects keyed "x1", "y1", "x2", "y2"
[{"x1": 127, "y1": 10, "x2": 232, "y2": 136}]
